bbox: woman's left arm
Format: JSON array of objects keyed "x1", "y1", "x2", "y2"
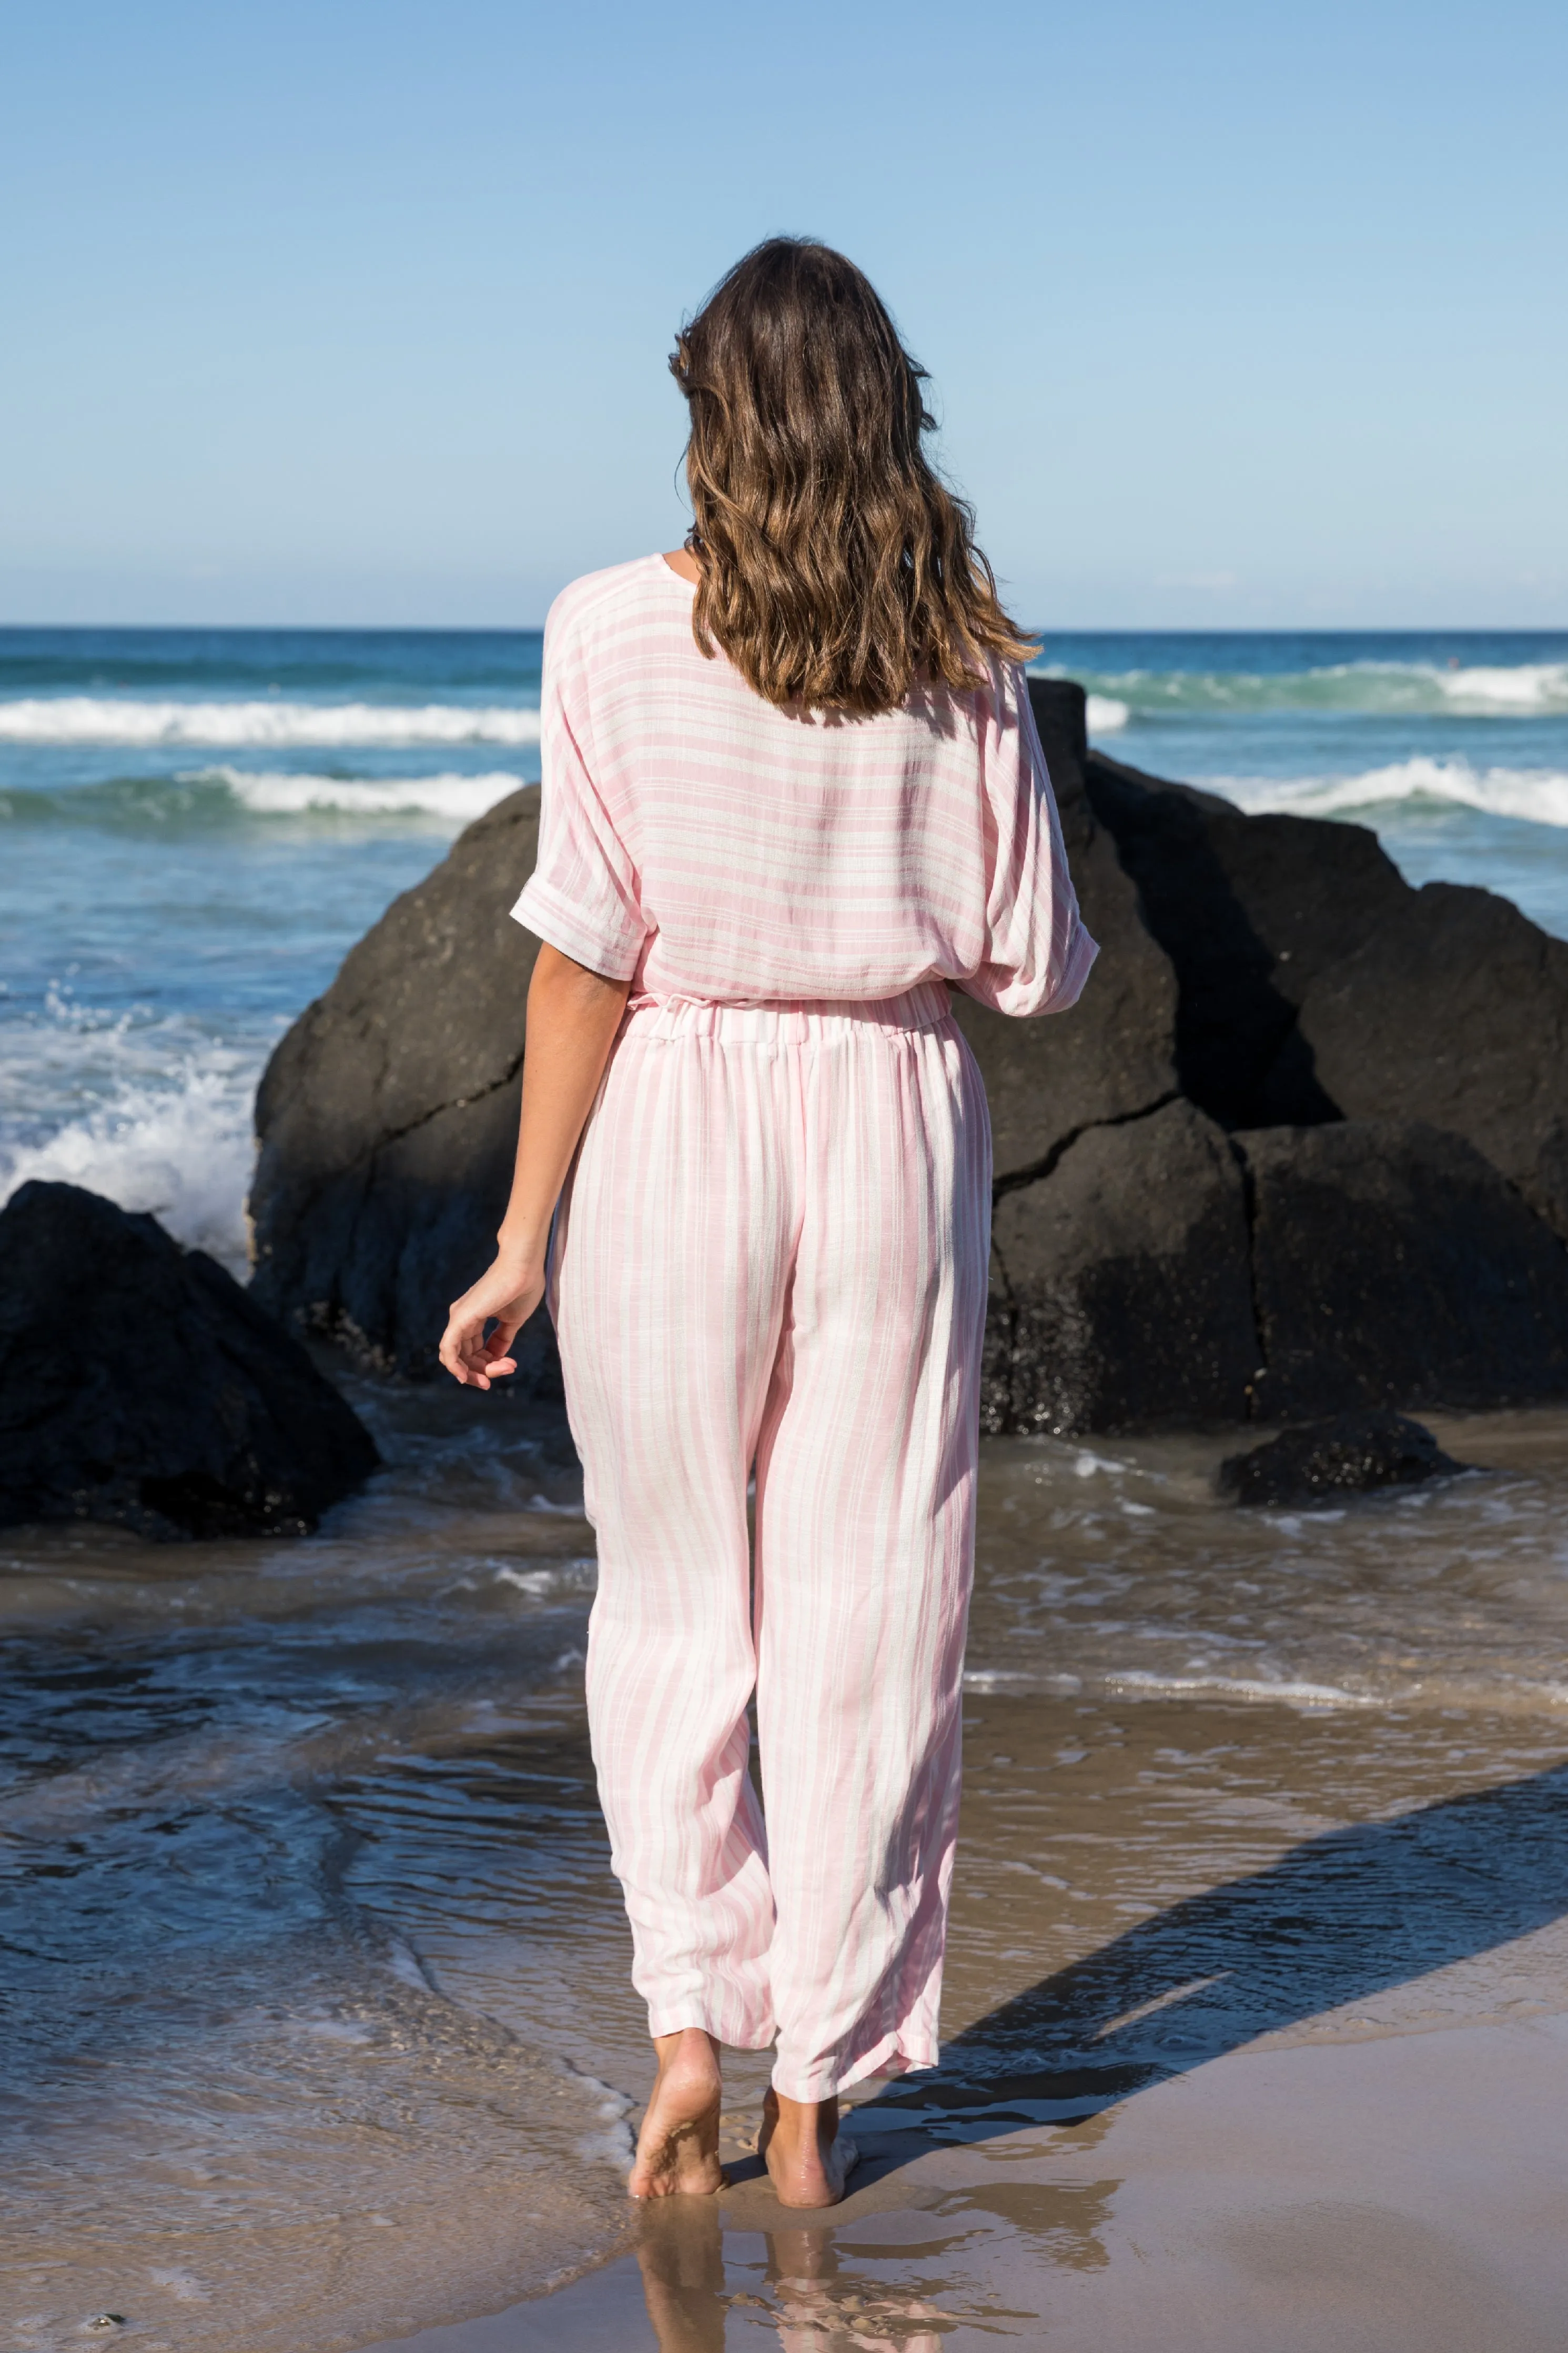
[{"x1": 438, "y1": 943, "x2": 630, "y2": 1387}]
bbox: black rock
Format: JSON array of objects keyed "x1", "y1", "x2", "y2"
[
  {"x1": 1239, "y1": 1120, "x2": 1568, "y2": 1420},
  {"x1": 1219, "y1": 1411, "x2": 1463, "y2": 1510},
  {"x1": 985, "y1": 1099, "x2": 1259, "y2": 1434},
  {"x1": 249, "y1": 787, "x2": 554, "y2": 1382},
  {"x1": 0, "y1": 1182, "x2": 379, "y2": 1539},
  {"x1": 1085, "y1": 749, "x2": 1568, "y2": 1240},
  {"x1": 1083, "y1": 748, "x2": 1404, "y2": 1129},
  {"x1": 950, "y1": 683, "x2": 1178, "y2": 1183},
  {"x1": 1294, "y1": 883, "x2": 1568, "y2": 1241}
]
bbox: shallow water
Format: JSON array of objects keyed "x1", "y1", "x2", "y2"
[{"x1": 5, "y1": 1380, "x2": 1568, "y2": 2348}]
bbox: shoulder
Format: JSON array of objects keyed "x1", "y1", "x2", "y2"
[
  {"x1": 984, "y1": 656, "x2": 1030, "y2": 726},
  {"x1": 544, "y1": 555, "x2": 676, "y2": 663},
  {"x1": 975, "y1": 658, "x2": 1035, "y2": 757},
  {"x1": 910, "y1": 655, "x2": 1024, "y2": 750}
]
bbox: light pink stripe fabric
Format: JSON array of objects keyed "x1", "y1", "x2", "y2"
[
  {"x1": 512, "y1": 553, "x2": 1097, "y2": 1015},
  {"x1": 551, "y1": 985, "x2": 991, "y2": 2100}
]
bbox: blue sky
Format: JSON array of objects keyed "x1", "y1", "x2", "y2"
[{"x1": 3, "y1": 0, "x2": 1564, "y2": 627}]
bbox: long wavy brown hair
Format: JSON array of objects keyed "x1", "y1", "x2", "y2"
[{"x1": 670, "y1": 239, "x2": 1033, "y2": 717}]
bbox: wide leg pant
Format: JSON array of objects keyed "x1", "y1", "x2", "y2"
[{"x1": 550, "y1": 983, "x2": 990, "y2": 2100}]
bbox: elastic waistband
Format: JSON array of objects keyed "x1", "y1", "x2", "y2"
[{"x1": 622, "y1": 980, "x2": 953, "y2": 1045}]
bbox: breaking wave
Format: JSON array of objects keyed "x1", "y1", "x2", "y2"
[
  {"x1": 0, "y1": 697, "x2": 543, "y2": 747},
  {"x1": 205, "y1": 767, "x2": 528, "y2": 819},
  {"x1": 1038, "y1": 659, "x2": 1568, "y2": 722},
  {"x1": 0, "y1": 1055, "x2": 261, "y2": 1275},
  {"x1": 1213, "y1": 757, "x2": 1568, "y2": 829},
  {"x1": 0, "y1": 768, "x2": 530, "y2": 829}
]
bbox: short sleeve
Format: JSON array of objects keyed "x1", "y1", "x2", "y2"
[
  {"x1": 510, "y1": 601, "x2": 650, "y2": 980},
  {"x1": 954, "y1": 664, "x2": 1099, "y2": 1018}
]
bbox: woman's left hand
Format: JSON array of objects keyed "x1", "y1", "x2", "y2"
[{"x1": 438, "y1": 1252, "x2": 545, "y2": 1387}]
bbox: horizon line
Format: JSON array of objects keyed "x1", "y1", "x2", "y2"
[{"x1": 2, "y1": 618, "x2": 1567, "y2": 638}]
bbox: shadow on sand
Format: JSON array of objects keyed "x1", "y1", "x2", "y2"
[
  {"x1": 624, "y1": 1762, "x2": 1568, "y2": 2346},
  {"x1": 851, "y1": 1756, "x2": 1568, "y2": 2145}
]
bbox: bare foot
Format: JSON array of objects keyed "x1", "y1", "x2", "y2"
[
  {"x1": 629, "y1": 2029, "x2": 726, "y2": 2199},
  {"x1": 758, "y1": 2086, "x2": 860, "y2": 2208}
]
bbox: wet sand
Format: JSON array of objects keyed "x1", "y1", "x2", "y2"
[
  {"x1": 6, "y1": 1401, "x2": 1568, "y2": 2348},
  {"x1": 358, "y1": 1678, "x2": 1568, "y2": 2352},
  {"x1": 368, "y1": 2018, "x2": 1568, "y2": 2351}
]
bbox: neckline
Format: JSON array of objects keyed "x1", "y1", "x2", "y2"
[{"x1": 657, "y1": 551, "x2": 698, "y2": 591}]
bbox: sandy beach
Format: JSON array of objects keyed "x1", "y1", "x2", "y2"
[
  {"x1": 12, "y1": 1403, "x2": 1566, "y2": 2349},
  {"x1": 361, "y1": 1674, "x2": 1568, "y2": 2350},
  {"x1": 370, "y1": 2019, "x2": 1568, "y2": 2351}
]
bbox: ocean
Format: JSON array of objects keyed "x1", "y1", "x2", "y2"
[
  {"x1": 6, "y1": 626, "x2": 1568, "y2": 2348},
  {"x1": 3, "y1": 624, "x2": 1567, "y2": 1277}
]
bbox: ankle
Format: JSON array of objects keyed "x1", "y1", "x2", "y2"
[
  {"x1": 653, "y1": 2026, "x2": 721, "y2": 2081},
  {"x1": 765, "y1": 2088, "x2": 838, "y2": 2147}
]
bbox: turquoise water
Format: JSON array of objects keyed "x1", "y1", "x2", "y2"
[
  {"x1": 2, "y1": 624, "x2": 1566, "y2": 1269},
  {"x1": 1044, "y1": 626, "x2": 1568, "y2": 936}
]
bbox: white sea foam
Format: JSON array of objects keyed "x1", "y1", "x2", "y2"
[
  {"x1": 1212, "y1": 757, "x2": 1568, "y2": 829},
  {"x1": 0, "y1": 1058, "x2": 260, "y2": 1274},
  {"x1": 197, "y1": 766, "x2": 529, "y2": 820},
  {"x1": 566, "y1": 2072, "x2": 636, "y2": 2170},
  {"x1": 1104, "y1": 1668, "x2": 1372, "y2": 1708},
  {"x1": 964, "y1": 1661, "x2": 1374, "y2": 1707},
  {"x1": 1434, "y1": 661, "x2": 1568, "y2": 712},
  {"x1": 0, "y1": 697, "x2": 543, "y2": 747},
  {"x1": 1035, "y1": 657, "x2": 1568, "y2": 721}
]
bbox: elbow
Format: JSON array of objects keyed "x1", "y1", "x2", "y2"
[
  {"x1": 530, "y1": 942, "x2": 632, "y2": 1012},
  {"x1": 966, "y1": 922, "x2": 1100, "y2": 1020},
  {"x1": 1043, "y1": 921, "x2": 1100, "y2": 1013}
]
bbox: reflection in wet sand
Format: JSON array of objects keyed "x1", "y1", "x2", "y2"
[
  {"x1": 634, "y1": 2198, "x2": 977, "y2": 2351},
  {"x1": 634, "y1": 2205, "x2": 726, "y2": 2353},
  {"x1": 613, "y1": 2123, "x2": 1130, "y2": 2348}
]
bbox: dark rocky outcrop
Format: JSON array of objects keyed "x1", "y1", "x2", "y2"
[
  {"x1": 1294, "y1": 885, "x2": 1568, "y2": 1240},
  {"x1": 1083, "y1": 749, "x2": 1568, "y2": 1240},
  {"x1": 950, "y1": 683, "x2": 1178, "y2": 1183},
  {"x1": 249, "y1": 788, "x2": 555, "y2": 1384},
  {"x1": 1218, "y1": 1412, "x2": 1463, "y2": 1510},
  {"x1": 0, "y1": 1182, "x2": 378, "y2": 1539},
  {"x1": 1239, "y1": 1121, "x2": 1568, "y2": 1420},
  {"x1": 1079, "y1": 752, "x2": 1389, "y2": 1128},
  {"x1": 984, "y1": 1109, "x2": 1568, "y2": 1438},
  {"x1": 976, "y1": 743, "x2": 1568, "y2": 1432},
  {"x1": 984, "y1": 1099, "x2": 1259, "y2": 1435}
]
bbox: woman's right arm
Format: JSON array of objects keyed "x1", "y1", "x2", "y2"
[
  {"x1": 954, "y1": 665, "x2": 1098, "y2": 1020},
  {"x1": 437, "y1": 942, "x2": 630, "y2": 1388}
]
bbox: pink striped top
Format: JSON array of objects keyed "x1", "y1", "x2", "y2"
[{"x1": 511, "y1": 554, "x2": 1098, "y2": 1016}]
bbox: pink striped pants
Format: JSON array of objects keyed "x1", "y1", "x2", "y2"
[{"x1": 550, "y1": 983, "x2": 990, "y2": 2100}]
